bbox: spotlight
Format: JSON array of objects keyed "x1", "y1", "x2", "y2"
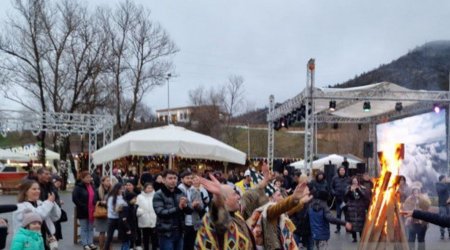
[
  {"x1": 297, "y1": 105, "x2": 305, "y2": 121},
  {"x1": 363, "y1": 101, "x2": 371, "y2": 112},
  {"x1": 329, "y1": 100, "x2": 336, "y2": 112},
  {"x1": 280, "y1": 117, "x2": 286, "y2": 128},
  {"x1": 434, "y1": 104, "x2": 440, "y2": 113},
  {"x1": 395, "y1": 102, "x2": 402, "y2": 112}
]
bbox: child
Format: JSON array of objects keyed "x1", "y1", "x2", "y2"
[
  {"x1": 10, "y1": 209, "x2": 44, "y2": 250},
  {"x1": 308, "y1": 190, "x2": 352, "y2": 250}
]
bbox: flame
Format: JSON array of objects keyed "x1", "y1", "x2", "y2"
[{"x1": 367, "y1": 143, "x2": 403, "y2": 224}]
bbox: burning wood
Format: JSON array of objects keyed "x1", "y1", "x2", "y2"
[{"x1": 358, "y1": 144, "x2": 408, "y2": 250}]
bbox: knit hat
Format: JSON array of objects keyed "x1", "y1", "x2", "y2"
[{"x1": 22, "y1": 209, "x2": 42, "y2": 227}]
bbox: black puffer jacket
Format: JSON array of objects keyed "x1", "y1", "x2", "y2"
[
  {"x1": 344, "y1": 186, "x2": 369, "y2": 233},
  {"x1": 153, "y1": 185, "x2": 192, "y2": 237},
  {"x1": 310, "y1": 171, "x2": 330, "y2": 195},
  {"x1": 331, "y1": 171, "x2": 349, "y2": 201},
  {"x1": 72, "y1": 182, "x2": 98, "y2": 219}
]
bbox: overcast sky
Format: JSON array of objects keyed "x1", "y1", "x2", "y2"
[{"x1": 2, "y1": 0, "x2": 450, "y2": 112}]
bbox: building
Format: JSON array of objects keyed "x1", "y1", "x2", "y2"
[{"x1": 156, "y1": 106, "x2": 194, "y2": 124}]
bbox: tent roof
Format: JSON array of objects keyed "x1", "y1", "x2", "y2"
[
  {"x1": 0, "y1": 148, "x2": 30, "y2": 161},
  {"x1": 290, "y1": 154, "x2": 362, "y2": 170},
  {"x1": 5, "y1": 145, "x2": 60, "y2": 161},
  {"x1": 92, "y1": 125, "x2": 246, "y2": 165},
  {"x1": 314, "y1": 82, "x2": 416, "y2": 119}
]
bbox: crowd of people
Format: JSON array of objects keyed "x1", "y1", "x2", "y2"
[{"x1": 1, "y1": 162, "x2": 450, "y2": 250}]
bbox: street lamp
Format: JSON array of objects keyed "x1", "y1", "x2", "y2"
[{"x1": 166, "y1": 73, "x2": 172, "y2": 124}]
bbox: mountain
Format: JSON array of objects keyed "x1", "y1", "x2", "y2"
[{"x1": 334, "y1": 40, "x2": 450, "y2": 90}]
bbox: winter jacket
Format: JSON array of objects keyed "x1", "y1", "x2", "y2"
[
  {"x1": 107, "y1": 195, "x2": 127, "y2": 219},
  {"x1": 436, "y1": 182, "x2": 450, "y2": 207},
  {"x1": 10, "y1": 227, "x2": 44, "y2": 250},
  {"x1": 310, "y1": 172, "x2": 330, "y2": 195},
  {"x1": 178, "y1": 183, "x2": 204, "y2": 229},
  {"x1": 291, "y1": 202, "x2": 311, "y2": 237},
  {"x1": 235, "y1": 180, "x2": 255, "y2": 195},
  {"x1": 118, "y1": 205, "x2": 134, "y2": 242},
  {"x1": 72, "y1": 182, "x2": 98, "y2": 219},
  {"x1": 344, "y1": 186, "x2": 369, "y2": 232},
  {"x1": 308, "y1": 199, "x2": 346, "y2": 241},
  {"x1": 38, "y1": 182, "x2": 60, "y2": 205},
  {"x1": 331, "y1": 174, "x2": 349, "y2": 201},
  {"x1": 12, "y1": 201, "x2": 61, "y2": 235},
  {"x1": 136, "y1": 191, "x2": 157, "y2": 228},
  {"x1": 153, "y1": 185, "x2": 192, "y2": 237},
  {"x1": 412, "y1": 210, "x2": 450, "y2": 228}
]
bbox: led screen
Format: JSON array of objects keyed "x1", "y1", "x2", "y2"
[{"x1": 377, "y1": 110, "x2": 447, "y2": 194}]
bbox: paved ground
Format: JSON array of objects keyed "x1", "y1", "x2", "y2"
[{"x1": 1, "y1": 192, "x2": 450, "y2": 249}]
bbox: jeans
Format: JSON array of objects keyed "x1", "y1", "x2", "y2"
[
  {"x1": 79, "y1": 219, "x2": 94, "y2": 246},
  {"x1": 439, "y1": 206, "x2": 450, "y2": 236},
  {"x1": 408, "y1": 223, "x2": 427, "y2": 250},
  {"x1": 159, "y1": 230, "x2": 183, "y2": 250},
  {"x1": 121, "y1": 240, "x2": 130, "y2": 250}
]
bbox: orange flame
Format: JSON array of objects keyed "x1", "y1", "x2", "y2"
[{"x1": 367, "y1": 143, "x2": 403, "y2": 224}]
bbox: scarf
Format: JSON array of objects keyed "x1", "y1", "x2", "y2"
[{"x1": 195, "y1": 212, "x2": 252, "y2": 250}]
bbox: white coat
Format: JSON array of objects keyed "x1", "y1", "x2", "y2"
[
  {"x1": 136, "y1": 191, "x2": 157, "y2": 228},
  {"x1": 12, "y1": 200, "x2": 61, "y2": 235}
]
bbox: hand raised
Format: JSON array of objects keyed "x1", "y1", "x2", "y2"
[
  {"x1": 199, "y1": 175, "x2": 221, "y2": 195},
  {"x1": 293, "y1": 182, "x2": 309, "y2": 200},
  {"x1": 47, "y1": 192, "x2": 55, "y2": 202}
]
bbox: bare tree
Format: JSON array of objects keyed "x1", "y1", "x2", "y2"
[
  {"x1": 222, "y1": 75, "x2": 245, "y2": 145},
  {"x1": 188, "y1": 85, "x2": 225, "y2": 138},
  {"x1": 100, "y1": 0, "x2": 178, "y2": 135}
]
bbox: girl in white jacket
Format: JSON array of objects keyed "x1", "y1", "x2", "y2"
[
  {"x1": 12, "y1": 180, "x2": 61, "y2": 246},
  {"x1": 136, "y1": 183, "x2": 158, "y2": 250}
]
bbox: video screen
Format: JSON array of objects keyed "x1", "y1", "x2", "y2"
[{"x1": 376, "y1": 110, "x2": 447, "y2": 194}]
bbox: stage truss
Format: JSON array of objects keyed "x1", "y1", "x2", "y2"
[
  {"x1": 0, "y1": 110, "x2": 115, "y2": 176},
  {"x1": 267, "y1": 60, "x2": 450, "y2": 175}
]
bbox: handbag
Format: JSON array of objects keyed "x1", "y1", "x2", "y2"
[
  {"x1": 58, "y1": 209, "x2": 68, "y2": 223},
  {"x1": 94, "y1": 202, "x2": 107, "y2": 219}
]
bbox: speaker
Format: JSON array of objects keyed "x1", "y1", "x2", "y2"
[
  {"x1": 363, "y1": 141, "x2": 374, "y2": 158},
  {"x1": 324, "y1": 164, "x2": 336, "y2": 188},
  {"x1": 356, "y1": 163, "x2": 366, "y2": 174}
]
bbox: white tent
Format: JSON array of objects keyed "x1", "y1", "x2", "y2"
[
  {"x1": 92, "y1": 125, "x2": 247, "y2": 165},
  {"x1": 0, "y1": 148, "x2": 30, "y2": 161},
  {"x1": 290, "y1": 154, "x2": 362, "y2": 170},
  {"x1": 8, "y1": 145, "x2": 60, "y2": 161}
]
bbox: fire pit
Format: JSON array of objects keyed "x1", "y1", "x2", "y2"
[{"x1": 358, "y1": 144, "x2": 409, "y2": 250}]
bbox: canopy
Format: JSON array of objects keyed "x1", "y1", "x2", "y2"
[
  {"x1": 290, "y1": 154, "x2": 362, "y2": 170},
  {"x1": 7, "y1": 145, "x2": 60, "y2": 161},
  {"x1": 92, "y1": 125, "x2": 247, "y2": 165},
  {"x1": 0, "y1": 148, "x2": 30, "y2": 161}
]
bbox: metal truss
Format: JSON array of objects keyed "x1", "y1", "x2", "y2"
[
  {"x1": 267, "y1": 95, "x2": 275, "y2": 170},
  {"x1": 267, "y1": 70, "x2": 450, "y2": 174},
  {"x1": 0, "y1": 110, "x2": 114, "y2": 174}
]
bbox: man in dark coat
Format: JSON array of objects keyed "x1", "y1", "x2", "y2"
[
  {"x1": 153, "y1": 169, "x2": 192, "y2": 250},
  {"x1": 435, "y1": 175, "x2": 450, "y2": 239},
  {"x1": 330, "y1": 166, "x2": 350, "y2": 233}
]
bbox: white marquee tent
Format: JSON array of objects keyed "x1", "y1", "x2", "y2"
[
  {"x1": 8, "y1": 145, "x2": 60, "y2": 161},
  {"x1": 290, "y1": 154, "x2": 362, "y2": 170},
  {"x1": 92, "y1": 125, "x2": 246, "y2": 165},
  {"x1": 0, "y1": 148, "x2": 30, "y2": 161}
]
